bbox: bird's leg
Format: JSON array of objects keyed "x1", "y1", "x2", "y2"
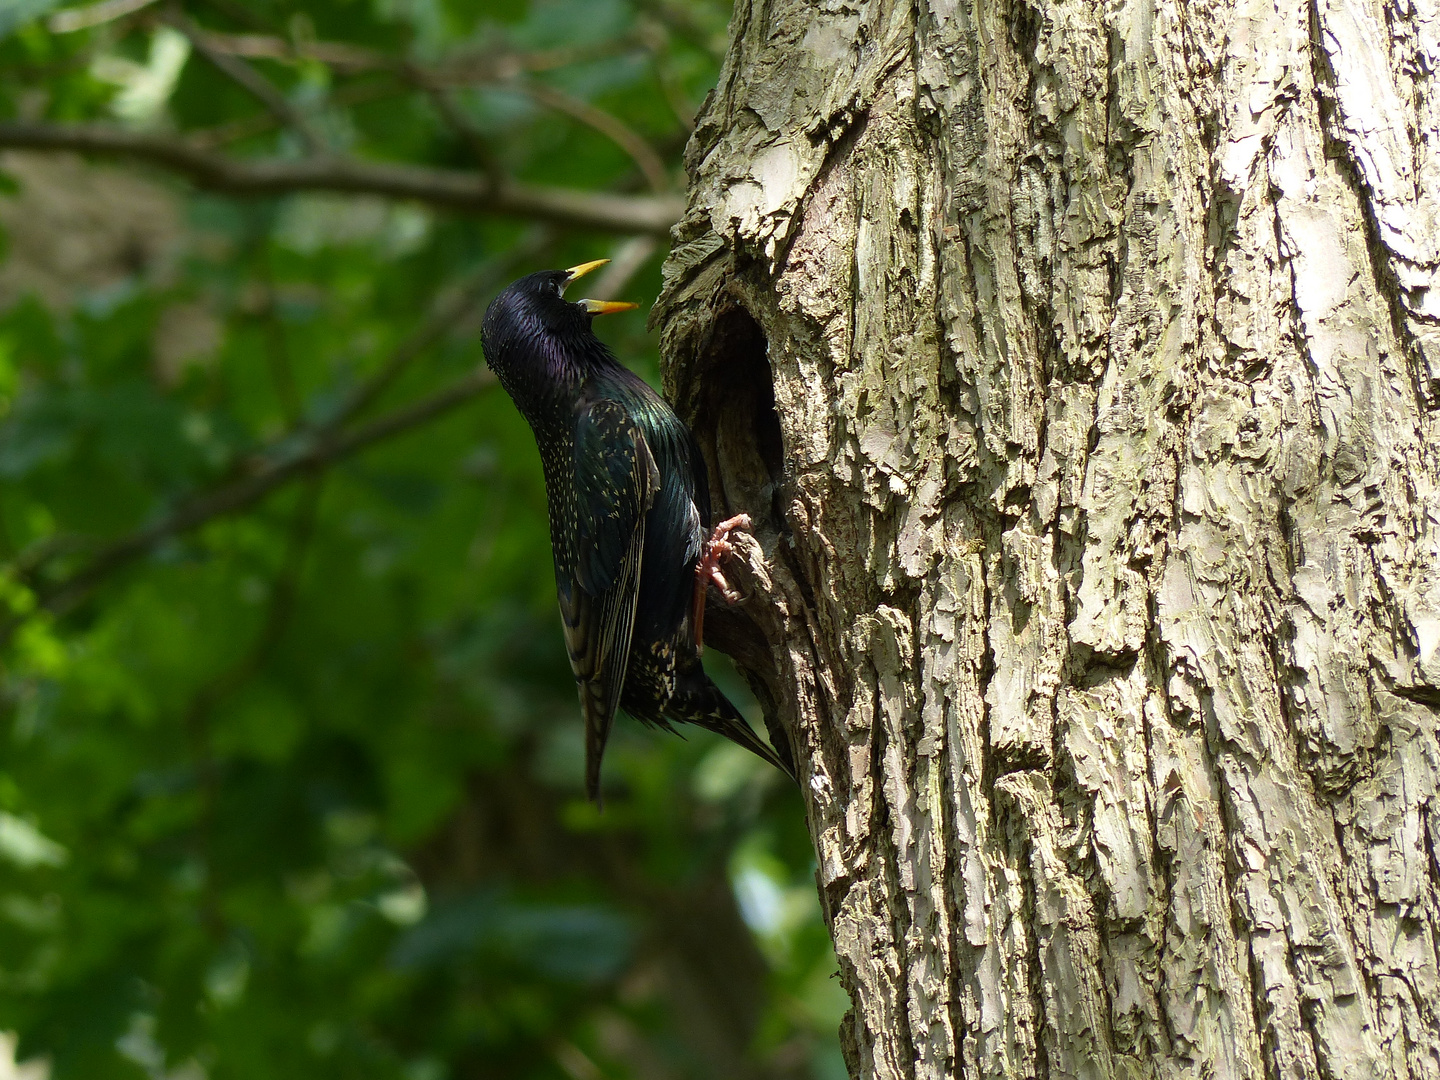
[{"x1": 692, "y1": 513, "x2": 753, "y2": 651}]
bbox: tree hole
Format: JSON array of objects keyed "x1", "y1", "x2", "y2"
[
  {"x1": 683, "y1": 304, "x2": 788, "y2": 694},
  {"x1": 690, "y1": 306, "x2": 786, "y2": 532}
]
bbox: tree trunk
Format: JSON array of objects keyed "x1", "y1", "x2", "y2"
[{"x1": 654, "y1": 0, "x2": 1440, "y2": 1077}]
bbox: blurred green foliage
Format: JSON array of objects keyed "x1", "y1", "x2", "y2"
[{"x1": 0, "y1": 1, "x2": 845, "y2": 1077}]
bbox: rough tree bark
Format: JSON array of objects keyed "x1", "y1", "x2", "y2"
[{"x1": 654, "y1": 0, "x2": 1440, "y2": 1077}]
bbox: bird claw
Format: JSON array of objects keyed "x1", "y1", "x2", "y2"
[{"x1": 692, "y1": 513, "x2": 753, "y2": 651}]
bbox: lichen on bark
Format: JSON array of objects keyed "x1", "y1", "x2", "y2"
[{"x1": 654, "y1": 0, "x2": 1440, "y2": 1077}]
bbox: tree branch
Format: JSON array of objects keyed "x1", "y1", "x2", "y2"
[
  {"x1": 163, "y1": 8, "x2": 327, "y2": 154},
  {"x1": 326, "y1": 227, "x2": 551, "y2": 428},
  {"x1": 7, "y1": 236, "x2": 550, "y2": 604},
  {"x1": 176, "y1": 25, "x2": 387, "y2": 72},
  {"x1": 0, "y1": 370, "x2": 497, "y2": 644},
  {"x1": 511, "y1": 80, "x2": 671, "y2": 194},
  {"x1": 190, "y1": 75, "x2": 399, "y2": 149},
  {"x1": 185, "y1": 27, "x2": 623, "y2": 83},
  {"x1": 400, "y1": 65, "x2": 502, "y2": 179},
  {"x1": 48, "y1": 0, "x2": 160, "y2": 33},
  {"x1": 0, "y1": 122, "x2": 685, "y2": 235}
]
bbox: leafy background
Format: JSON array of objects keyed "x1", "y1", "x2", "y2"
[{"x1": 0, "y1": 1, "x2": 845, "y2": 1077}]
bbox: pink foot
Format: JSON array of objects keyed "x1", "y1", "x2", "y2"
[{"x1": 692, "y1": 513, "x2": 752, "y2": 651}]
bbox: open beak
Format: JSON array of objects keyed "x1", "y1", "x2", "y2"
[{"x1": 563, "y1": 259, "x2": 639, "y2": 316}]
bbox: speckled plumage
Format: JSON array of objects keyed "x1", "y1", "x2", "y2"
[{"x1": 481, "y1": 267, "x2": 796, "y2": 800}]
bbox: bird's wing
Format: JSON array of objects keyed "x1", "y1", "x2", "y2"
[{"x1": 557, "y1": 397, "x2": 660, "y2": 802}]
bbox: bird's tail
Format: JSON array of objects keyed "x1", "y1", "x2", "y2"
[
  {"x1": 669, "y1": 671, "x2": 797, "y2": 782},
  {"x1": 579, "y1": 680, "x2": 615, "y2": 805}
]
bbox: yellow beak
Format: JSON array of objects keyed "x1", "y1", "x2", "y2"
[
  {"x1": 582, "y1": 299, "x2": 640, "y2": 315},
  {"x1": 563, "y1": 259, "x2": 610, "y2": 285},
  {"x1": 563, "y1": 259, "x2": 638, "y2": 315}
]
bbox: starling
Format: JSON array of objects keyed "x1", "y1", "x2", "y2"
[{"x1": 481, "y1": 260, "x2": 796, "y2": 800}]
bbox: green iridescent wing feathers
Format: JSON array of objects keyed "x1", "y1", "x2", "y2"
[{"x1": 558, "y1": 397, "x2": 660, "y2": 800}]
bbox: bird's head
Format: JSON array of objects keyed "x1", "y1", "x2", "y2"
[{"x1": 481, "y1": 260, "x2": 638, "y2": 400}]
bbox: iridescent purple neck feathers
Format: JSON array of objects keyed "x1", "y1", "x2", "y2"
[{"x1": 481, "y1": 270, "x2": 619, "y2": 418}]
